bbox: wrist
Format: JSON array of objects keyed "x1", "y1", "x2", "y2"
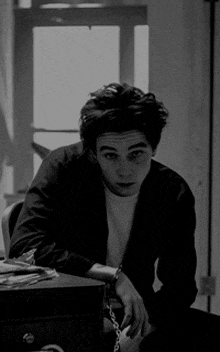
[
  {"x1": 110, "y1": 264, "x2": 123, "y2": 285},
  {"x1": 86, "y1": 263, "x2": 119, "y2": 283}
]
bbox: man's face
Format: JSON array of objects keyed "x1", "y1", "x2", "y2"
[{"x1": 95, "y1": 130, "x2": 155, "y2": 197}]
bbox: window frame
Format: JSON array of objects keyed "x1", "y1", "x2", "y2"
[{"x1": 13, "y1": 6, "x2": 147, "y2": 191}]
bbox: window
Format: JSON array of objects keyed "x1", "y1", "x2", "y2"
[
  {"x1": 14, "y1": 6, "x2": 148, "y2": 190},
  {"x1": 33, "y1": 25, "x2": 120, "y2": 172}
]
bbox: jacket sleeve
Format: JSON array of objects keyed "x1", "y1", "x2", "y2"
[
  {"x1": 9, "y1": 149, "x2": 96, "y2": 276},
  {"x1": 147, "y1": 182, "x2": 198, "y2": 328}
]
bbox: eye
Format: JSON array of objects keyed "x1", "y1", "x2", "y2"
[
  {"x1": 103, "y1": 153, "x2": 118, "y2": 160},
  {"x1": 129, "y1": 150, "x2": 144, "y2": 159}
]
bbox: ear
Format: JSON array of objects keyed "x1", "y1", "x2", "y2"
[{"x1": 88, "y1": 149, "x2": 97, "y2": 164}]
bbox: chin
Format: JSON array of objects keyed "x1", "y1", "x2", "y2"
[{"x1": 118, "y1": 189, "x2": 137, "y2": 197}]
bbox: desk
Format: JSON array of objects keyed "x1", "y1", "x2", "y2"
[{"x1": 0, "y1": 273, "x2": 105, "y2": 352}]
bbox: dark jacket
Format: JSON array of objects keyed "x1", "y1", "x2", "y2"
[{"x1": 9, "y1": 143, "x2": 198, "y2": 327}]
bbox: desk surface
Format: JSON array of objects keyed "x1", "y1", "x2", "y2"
[
  {"x1": 12, "y1": 272, "x2": 103, "y2": 288},
  {"x1": 0, "y1": 272, "x2": 105, "y2": 301}
]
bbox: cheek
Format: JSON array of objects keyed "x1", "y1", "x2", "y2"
[
  {"x1": 136, "y1": 160, "x2": 151, "y2": 178},
  {"x1": 99, "y1": 160, "x2": 116, "y2": 177}
]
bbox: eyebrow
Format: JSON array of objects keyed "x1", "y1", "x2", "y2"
[
  {"x1": 100, "y1": 146, "x2": 116, "y2": 152},
  {"x1": 128, "y1": 142, "x2": 148, "y2": 150},
  {"x1": 99, "y1": 142, "x2": 148, "y2": 152}
]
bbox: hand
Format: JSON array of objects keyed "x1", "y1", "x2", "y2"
[{"x1": 114, "y1": 272, "x2": 152, "y2": 339}]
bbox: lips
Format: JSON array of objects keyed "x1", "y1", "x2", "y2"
[{"x1": 117, "y1": 183, "x2": 135, "y2": 188}]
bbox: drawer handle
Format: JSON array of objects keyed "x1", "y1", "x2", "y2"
[
  {"x1": 23, "y1": 334, "x2": 64, "y2": 352},
  {"x1": 23, "y1": 332, "x2": 35, "y2": 344}
]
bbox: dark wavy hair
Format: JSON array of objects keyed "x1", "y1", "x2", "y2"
[{"x1": 79, "y1": 82, "x2": 169, "y2": 151}]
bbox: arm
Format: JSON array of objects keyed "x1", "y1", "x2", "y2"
[
  {"x1": 9, "y1": 148, "x2": 95, "y2": 275},
  {"x1": 148, "y1": 183, "x2": 198, "y2": 327}
]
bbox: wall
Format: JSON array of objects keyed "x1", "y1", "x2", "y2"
[
  {"x1": 146, "y1": 0, "x2": 211, "y2": 312},
  {"x1": 146, "y1": 0, "x2": 220, "y2": 314},
  {"x1": 0, "y1": 0, "x2": 14, "y2": 257},
  {"x1": 212, "y1": 5, "x2": 220, "y2": 315}
]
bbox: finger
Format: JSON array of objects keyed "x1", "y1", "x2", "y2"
[
  {"x1": 140, "y1": 309, "x2": 151, "y2": 337},
  {"x1": 127, "y1": 321, "x2": 142, "y2": 339},
  {"x1": 141, "y1": 317, "x2": 151, "y2": 337},
  {"x1": 126, "y1": 301, "x2": 143, "y2": 339},
  {"x1": 120, "y1": 302, "x2": 133, "y2": 331},
  {"x1": 128, "y1": 302, "x2": 150, "y2": 339}
]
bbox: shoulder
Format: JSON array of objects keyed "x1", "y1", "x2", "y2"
[
  {"x1": 148, "y1": 160, "x2": 195, "y2": 203},
  {"x1": 151, "y1": 159, "x2": 187, "y2": 182},
  {"x1": 32, "y1": 142, "x2": 93, "y2": 185},
  {"x1": 43, "y1": 142, "x2": 84, "y2": 166},
  {"x1": 39, "y1": 141, "x2": 93, "y2": 174}
]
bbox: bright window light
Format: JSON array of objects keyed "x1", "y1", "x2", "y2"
[{"x1": 33, "y1": 26, "x2": 119, "y2": 130}]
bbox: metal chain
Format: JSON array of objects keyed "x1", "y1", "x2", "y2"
[{"x1": 106, "y1": 298, "x2": 122, "y2": 352}]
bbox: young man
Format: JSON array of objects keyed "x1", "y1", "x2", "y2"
[{"x1": 9, "y1": 83, "x2": 219, "y2": 351}]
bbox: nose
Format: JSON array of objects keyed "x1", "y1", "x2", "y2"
[{"x1": 117, "y1": 159, "x2": 132, "y2": 178}]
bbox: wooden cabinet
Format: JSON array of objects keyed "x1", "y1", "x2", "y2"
[{"x1": 0, "y1": 273, "x2": 105, "y2": 352}]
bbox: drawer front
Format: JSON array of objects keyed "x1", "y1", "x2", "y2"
[{"x1": 1, "y1": 315, "x2": 104, "y2": 352}]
